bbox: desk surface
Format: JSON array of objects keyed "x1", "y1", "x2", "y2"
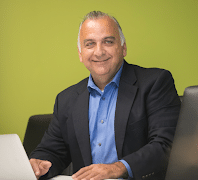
[
  {"x1": 49, "y1": 176, "x2": 72, "y2": 180},
  {"x1": 49, "y1": 175, "x2": 126, "y2": 180}
]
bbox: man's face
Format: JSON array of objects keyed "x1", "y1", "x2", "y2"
[{"x1": 78, "y1": 16, "x2": 127, "y2": 82}]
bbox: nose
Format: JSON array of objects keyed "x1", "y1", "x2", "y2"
[{"x1": 94, "y1": 43, "x2": 105, "y2": 58}]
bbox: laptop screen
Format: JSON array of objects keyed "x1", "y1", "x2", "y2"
[{"x1": 0, "y1": 134, "x2": 37, "y2": 180}]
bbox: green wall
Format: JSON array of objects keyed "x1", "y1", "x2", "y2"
[{"x1": 0, "y1": 0, "x2": 197, "y2": 141}]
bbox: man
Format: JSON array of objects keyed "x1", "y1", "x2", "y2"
[{"x1": 30, "y1": 11, "x2": 181, "y2": 180}]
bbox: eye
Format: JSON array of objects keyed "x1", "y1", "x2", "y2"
[
  {"x1": 104, "y1": 40, "x2": 114, "y2": 45},
  {"x1": 85, "y1": 42, "x2": 95, "y2": 47}
]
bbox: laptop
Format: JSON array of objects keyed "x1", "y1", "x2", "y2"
[
  {"x1": 165, "y1": 86, "x2": 198, "y2": 180},
  {"x1": 0, "y1": 134, "x2": 122, "y2": 180},
  {"x1": 0, "y1": 134, "x2": 37, "y2": 180}
]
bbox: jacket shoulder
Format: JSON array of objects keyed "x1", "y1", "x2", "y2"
[
  {"x1": 132, "y1": 64, "x2": 171, "y2": 76},
  {"x1": 130, "y1": 64, "x2": 174, "y2": 84},
  {"x1": 57, "y1": 77, "x2": 88, "y2": 100}
]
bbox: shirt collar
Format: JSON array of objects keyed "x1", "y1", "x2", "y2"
[{"x1": 87, "y1": 62, "x2": 124, "y2": 93}]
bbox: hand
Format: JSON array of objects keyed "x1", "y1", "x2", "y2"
[
  {"x1": 30, "y1": 158, "x2": 52, "y2": 180},
  {"x1": 72, "y1": 162, "x2": 127, "y2": 180}
]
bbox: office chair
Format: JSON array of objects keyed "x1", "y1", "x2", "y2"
[{"x1": 23, "y1": 114, "x2": 73, "y2": 175}]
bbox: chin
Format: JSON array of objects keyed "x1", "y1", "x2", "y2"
[
  {"x1": 96, "y1": 70, "x2": 110, "y2": 76},
  {"x1": 92, "y1": 67, "x2": 108, "y2": 74}
]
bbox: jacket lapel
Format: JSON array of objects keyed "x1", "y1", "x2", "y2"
[
  {"x1": 71, "y1": 61, "x2": 138, "y2": 164},
  {"x1": 115, "y1": 61, "x2": 138, "y2": 159},
  {"x1": 72, "y1": 82, "x2": 92, "y2": 166}
]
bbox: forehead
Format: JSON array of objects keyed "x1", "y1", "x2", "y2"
[{"x1": 80, "y1": 16, "x2": 120, "y2": 40}]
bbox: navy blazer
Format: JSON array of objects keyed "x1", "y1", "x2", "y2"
[{"x1": 30, "y1": 61, "x2": 181, "y2": 180}]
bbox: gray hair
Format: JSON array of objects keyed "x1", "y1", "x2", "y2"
[{"x1": 77, "y1": 11, "x2": 125, "y2": 52}]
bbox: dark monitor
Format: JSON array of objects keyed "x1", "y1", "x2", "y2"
[{"x1": 165, "y1": 86, "x2": 198, "y2": 180}]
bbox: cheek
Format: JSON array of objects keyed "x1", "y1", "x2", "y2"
[
  {"x1": 112, "y1": 49, "x2": 122, "y2": 59},
  {"x1": 116, "y1": 47, "x2": 125, "y2": 58},
  {"x1": 81, "y1": 50, "x2": 93, "y2": 59}
]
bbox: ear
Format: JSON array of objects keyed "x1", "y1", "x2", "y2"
[
  {"x1": 122, "y1": 42, "x2": 127, "y2": 57},
  {"x1": 78, "y1": 47, "x2": 83, "y2": 63}
]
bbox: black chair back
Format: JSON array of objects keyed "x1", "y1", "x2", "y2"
[{"x1": 23, "y1": 114, "x2": 73, "y2": 175}]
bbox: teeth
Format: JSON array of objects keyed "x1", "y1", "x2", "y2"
[{"x1": 93, "y1": 58, "x2": 109, "y2": 62}]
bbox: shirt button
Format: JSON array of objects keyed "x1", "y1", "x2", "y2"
[
  {"x1": 98, "y1": 143, "x2": 101, "y2": 146},
  {"x1": 102, "y1": 97, "x2": 105, "y2": 100},
  {"x1": 101, "y1": 120, "x2": 104, "y2": 124}
]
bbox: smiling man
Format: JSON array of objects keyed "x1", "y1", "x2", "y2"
[
  {"x1": 30, "y1": 11, "x2": 181, "y2": 180},
  {"x1": 78, "y1": 15, "x2": 126, "y2": 91}
]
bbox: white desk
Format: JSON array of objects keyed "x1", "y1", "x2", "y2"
[
  {"x1": 49, "y1": 175, "x2": 125, "y2": 180},
  {"x1": 49, "y1": 175, "x2": 72, "y2": 180}
]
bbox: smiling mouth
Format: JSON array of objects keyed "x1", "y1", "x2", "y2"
[{"x1": 92, "y1": 58, "x2": 110, "y2": 62}]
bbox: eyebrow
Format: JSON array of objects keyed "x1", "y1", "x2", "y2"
[
  {"x1": 103, "y1": 36, "x2": 115, "y2": 40},
  {"x1": 84, "y1": 39, "x2": 94, "y2": 44},
  {"x1": 83, "y1": 36, "x2": 116, "y2": 44}
]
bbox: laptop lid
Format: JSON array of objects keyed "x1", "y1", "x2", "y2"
[
  {"x1": 0, "y1": 134, "x2": 37, "y2": 180},
  {"x1": 165, "y1": 86, "x2": 198, "y2": 180}
]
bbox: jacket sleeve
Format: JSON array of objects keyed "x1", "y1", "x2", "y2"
[
  {"x1": 29, "y1": 94, "x2": 71, "y2": 179},
  {"x1": 122, "y1": 70, "x2": 181, "y2": 180}
]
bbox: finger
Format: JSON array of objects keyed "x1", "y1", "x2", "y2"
[
  {"x1": 73, "y1": 166, "x2": 91, "y2": 177},
  {"x1": 90, "y1": 174, "x2": 102, "y2": 180},
  {"x1": 38, "y1": 160, "x2": 52, "y2": 176},
  {"x1": 75, "y1": 169, "x2": 93, "y2": 180},
  {"x1": 40, "y1": 160, "x2": 52, "y2": 170},
  {"x1": 72, "y1": 166, "x2": 92, "y2": 179},
  {"x1": 81, "y1": 171, "x2": 99, "y2": 180},
  {"x1": 30, "y1": 159, "x2": 52, "y2": 178},
  {"x1": 30, "y1": 159, "x2": 40, "y2": 176}
]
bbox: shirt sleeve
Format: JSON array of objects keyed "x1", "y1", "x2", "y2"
[{"x1": 119, "y1": 159, "x2": 133, "y2": 178}]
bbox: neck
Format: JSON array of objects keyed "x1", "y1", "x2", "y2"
[
  {"x1": 91, "y1": 71, "x2": 118, "y2": 91},
  {"x1": 90, "y1": 61, "x2": 124, "y2": 90},
  {"x1": 92, "y1": 77, "x2": 111, "y2": 91}
]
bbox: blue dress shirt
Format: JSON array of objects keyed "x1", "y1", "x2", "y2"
[{"x1": 87, "y1": 63, "x2": 133, "y2": 178}]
